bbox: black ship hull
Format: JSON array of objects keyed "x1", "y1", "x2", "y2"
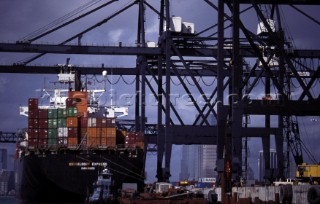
[{"x1": 15, "y1": 149, "x2": 145, "y2": 203}]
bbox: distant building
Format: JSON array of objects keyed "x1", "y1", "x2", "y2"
[
  {"x1": 258, "y1": 149, "x2": 277, "y2": 181},
  {"x1": 180, "y1": 145, "x2": 217, "y2": 181},
  {"x1": 179, "y1": 145, "x2": 196, "y2": 180},
  {"x1": 247, "y1": 165, "x2": 255, "y2": 180},
  {"x1": 0, "y1": 149, "x2": 7, "y2": 170},
  {"x1": 199, "y1": 145, "x2": 217, "y2": 178},
  {"x1": 0, "y1": 170, "x2": 15, "y2": 195},
  {"x1": 179, "y1": 115, "x2": 217, "y2": 181}
]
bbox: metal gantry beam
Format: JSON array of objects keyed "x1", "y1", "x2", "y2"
[
  {"x1": 1, "y1": 42, "x2": 320, "y2": 58},
  {"x1": 0, "y1": 131, "x2": 23, "y2": 143},
  {"x1": 224, "y1": 0, "x2": 320, "y2": 5}
]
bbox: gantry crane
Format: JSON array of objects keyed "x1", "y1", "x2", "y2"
[{"x1": 0, "y1": 1, "x2": 320, "y2": 199}]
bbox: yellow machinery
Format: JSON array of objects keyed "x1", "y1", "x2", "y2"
[{"x1": 296, "y1": 163, "x2": 320, "y2": 183}]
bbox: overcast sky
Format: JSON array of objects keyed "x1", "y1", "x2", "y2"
[{"x1": 0, "y1": 0, "x2": 320, "y2": 182}]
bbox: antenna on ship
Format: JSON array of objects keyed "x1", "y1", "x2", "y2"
[
  {"x1": 102, "y1": 63, "x2": 108, "y2": 107},
  {"x1": 57, "y1": 57, "x2": 75, "y2": 89},
  {"x1": 110, "y1": 68, "x2": 114, "y2": 108}
]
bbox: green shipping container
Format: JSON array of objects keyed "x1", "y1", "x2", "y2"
[
  {"x1": 48, "y1": 128, "x2": 58, "y2": 148},
  {"x1": 57, "y1": 118, "x2": 67, "y2": 127},
  {"x1": 48, "y1": 119, "x2": 58, "y2": 128},
  {"x1": 67, "y1": 107, "x2": 78, "y2": 117},
  {"x1": 48, "y1": 109, "x2": 58, "y2": 118},
  {"x1": 57, "y1": 108, "x2": 67, "y2": 118}
]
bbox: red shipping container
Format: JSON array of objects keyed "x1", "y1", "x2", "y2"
[
  {"x1": 135, "y1": 132, "x2": 144, "y2": 142},
  {"x1": 38, "y1": 119, "x2": 48, "y2": 129},
  {"x1": 68, "y1": 127, "x2": 78, "y2": 137},
  {"x1": 80, "y1": 128, "x2": 87, "y2": 138},
  {"x1": 28, "y1": 98, "x2": 38, "y2": 109},
  {"x1": 38, "y1": 109, "x2": 48, "y2": 119},
  {"x1": 125, "y1": 136, "x2": 136, "y2": 143},
  {"x1": 28, "y1": 109, "x2": 38, "y2": 119},
  {"x1": 66, "y1": 98, "x2": 77, "y2": 107},
  {"x1": 38, "y1": 137, "x2": 48, "y2": 149},
  {"x1": 28, "y1": 118, "x2": 39, "y2": 129},
  {"x1": 126, "y1": 132, "x2": 136, "y2": 139},
  {"x1": 125, "y1": 132, "x2": 138, "y2": 148},
  {"x1": 28, "y1": 137, "x2": 38, "y2": 149},
  {"x1": 96, "y1": 118, "x2": 103, "y2": 128},
  {"x1": 80, "y1": 117, "x2": 88, "y2": 128},
  {"x1": 106, "y1": 118, "x2": 116, "y2": 128},
  {"x1": 38, "y1": 129, "x2": 48, "y2": 138},
  {"x1": 27, "y1": 129, "x2": 39, "y2": 138}
]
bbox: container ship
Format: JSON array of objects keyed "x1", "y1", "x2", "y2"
[{"x1": 15, "y1": 69, "x2": 146, "y2": 202}]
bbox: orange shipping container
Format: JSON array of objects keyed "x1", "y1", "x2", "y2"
[
  {"x1": 68, "y1": 91, "x2": 88, "y2": 101},
  {"x1": 100, "y1": 128, "x2": 116, "y2": 137},
  {"x1": 106, "y1": 137, "x2": 116, "y2": 148},
  {"x1": 101, "y1": 137, "x2": 107, "y2": 146},
  {"x1": 68, "y1": 137, "x2": 78, "y2": 148},
  {"x1": 106, "y1": 128, "x2": 116, "y2": 138},
  {"x1": 77, "y1": 105, "x2": 88, "y2": 117},
  {"x1": 136, "y1": 141, "x2": 145, "y2": 149},
  {"x1": 87, "y1": 137, "x2": 99, "y2": 148},
  {"x1": 87, "y1": 127, "x2": 98, "y2": 137},
  {"x1": 90, "y1": 127, "x2": 101, "y2": 148},
  {"x1": 101, "y1": 128, "x2": 107, "y2": 137},
  {"x1": 67, "y1": 117, "x2": 78, "y2": 127}
]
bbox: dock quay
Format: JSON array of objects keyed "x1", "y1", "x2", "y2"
[
  {"x1": 215, "y1": 184, "x2": 318, "y2": 204},
  {"x1": 115, "y1": 184, "x2": 319, "y2": 204}
]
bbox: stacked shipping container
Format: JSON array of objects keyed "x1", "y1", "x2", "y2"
[
  {"x1": 125, "y1": 132, "x2": 145, "y2": 149},
  {"x1": 26, "y1": 91, "x2": 122, "y2": 150},
  {"x1": 27, "y1": 99, "x2": 39, "y2": 149}
]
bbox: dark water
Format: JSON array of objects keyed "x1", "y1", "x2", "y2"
[
  {"x1": 0, "y1": 197, "x2": 19, "y2": 204},
  {"x1": 0, "y1": 197, "x2": 81, "y2": 204}
]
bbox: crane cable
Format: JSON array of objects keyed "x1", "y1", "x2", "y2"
[{"x1": 21, "y1": 0, "x2": 103, "y2": 41}]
